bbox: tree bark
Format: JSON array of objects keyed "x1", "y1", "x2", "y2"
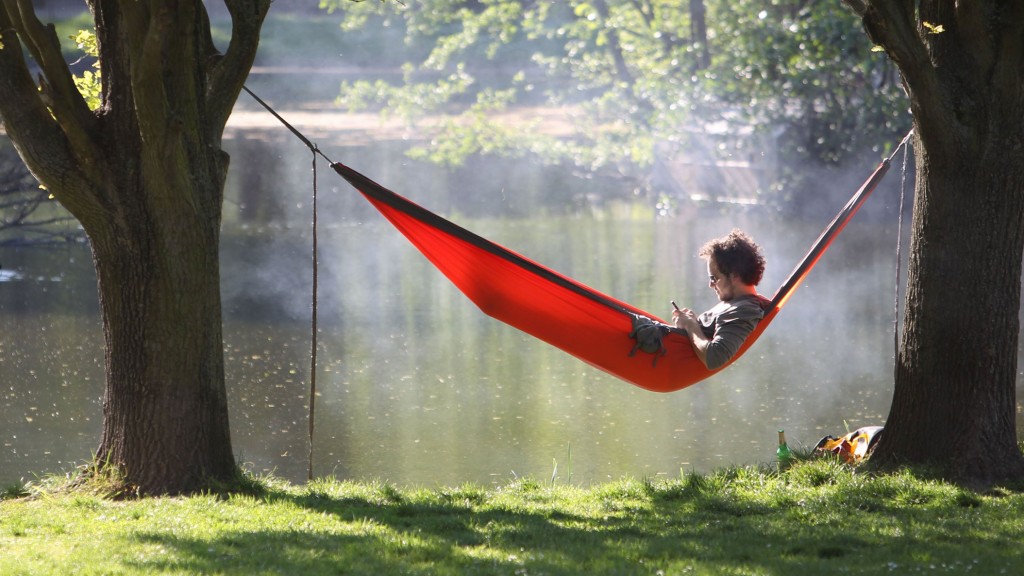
[
  {"x1": 0, "y1": 0, "x2": 270, "y2": 495},
  {"x1": 90, "y1": 170, "x2": 236, "y2": 494},
  {"x1": 886, "y1": 134, "x2": 1024, "y2": 484},
  {"x1": 844, "y1": 0, "x2": 1024, "y2": 486}
]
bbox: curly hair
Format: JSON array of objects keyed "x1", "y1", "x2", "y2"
[{"x1": 699, "y1": 229, "x2": 766, "y2": 286}]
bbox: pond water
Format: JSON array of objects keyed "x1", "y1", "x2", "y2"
[{"x1": 2, "y1": 134, "x2": 1022, "y2": 488}]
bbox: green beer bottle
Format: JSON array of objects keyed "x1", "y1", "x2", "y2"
[{"x1": 776, "y1": 429, "x2": 793, "y2": 469}]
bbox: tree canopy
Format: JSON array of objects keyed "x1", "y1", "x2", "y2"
[{"x1": 324, "y1": 0, "x2": 910, "y2": 203}]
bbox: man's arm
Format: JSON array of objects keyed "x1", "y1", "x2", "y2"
[
  {"x1": 702, "y1": 315, "x2": 759, "y2": 370},
  {"x1": 674, "y1": 303, "x2": 761, "y2": 370},
  {"x1": 673, "y1": 308, "x2": 711, "y2": 367}
]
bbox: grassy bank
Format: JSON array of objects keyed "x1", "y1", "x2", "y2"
[{"x1": 2, "y1": 460, "x2": 1023, "y2": 575}]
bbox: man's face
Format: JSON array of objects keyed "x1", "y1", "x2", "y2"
[{"x1": 707, "y1": 259, "x2": 737, "y2": 302}]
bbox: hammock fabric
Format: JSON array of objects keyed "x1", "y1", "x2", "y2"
[{"x1": 331, "y1": 159, "x2": 892, "y2": 393}]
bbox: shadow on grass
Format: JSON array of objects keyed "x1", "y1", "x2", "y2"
[
  {"x1": 118, "y1": 483, "x2": 730, "y2": 574},
  {"x1": 121, "y1": 473, "x2": 1024, "y2": 575}
]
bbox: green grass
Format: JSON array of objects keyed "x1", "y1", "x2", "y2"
[{"x1": 3, "y1": 459, "x2": 1023, "y2": 575}]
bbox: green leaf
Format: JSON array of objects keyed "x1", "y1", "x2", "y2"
[{"x1": 70, "y1": 29, "x2": 101, "y2": 110}]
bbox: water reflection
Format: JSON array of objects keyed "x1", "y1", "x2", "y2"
[{"x1": 3, "y1": 136, "x2": 1022, "y2": 488}]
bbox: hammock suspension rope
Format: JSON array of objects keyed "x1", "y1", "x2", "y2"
[
  {"x1": 892, "y1": 132, "x2": 914, "y2": 377},
  {"x1": 243, "y1": 87, "x2": 325, "y2": 480},
  {"x1": 307, "y1": 145, "x2": 319, "y2": 482}
]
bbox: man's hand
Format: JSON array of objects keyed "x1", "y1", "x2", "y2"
[
  {"x1": 673, "y1": 305, "x2": 710, "y2": 368},
  {"x1": 672, "y1": 305, "x2": 699, "y2": 333}
]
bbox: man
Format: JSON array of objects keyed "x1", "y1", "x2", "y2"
[{"x1": 672, "y1": 229, "x2": 770, "y2": 370}]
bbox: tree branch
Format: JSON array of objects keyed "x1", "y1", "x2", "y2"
[
  {"x1": 591, "y1": 0, "x2": 640, "y2": 92},
  {"x1": 8, "y1": 0, "x2": 97, "y2": 147},
  {"x1": 842, "y1": 0, "x2": 961, "y2": 151},
  {"x1": 0, "y1": 2, "x2": 102, "y2": 222},
  {"x1": 119, "y1": 1, "x2": 173, "y2": 146},
  {"x1": 849, "y1": 0, "x2": 931, "y2": 85},
  {"x1": 206, "y1": 0, "x2": 271, "y2": 134}
]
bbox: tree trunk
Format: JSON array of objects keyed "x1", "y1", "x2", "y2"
[
  {"x1": 842, "y1": 0, "x2": 1024, "y2": 486},
  {"x1": 0, "y1": 0, "x2": 269, "y2": 495},
  {"x1": 874, "y1": 132, "x2": 1024, "y2": 485},
  {"x1": 689, "y1": 0, "x2": 710, "y2": 71},
  {"x1": 89, "y1": 151, "x2": 236, "y2": 494}
]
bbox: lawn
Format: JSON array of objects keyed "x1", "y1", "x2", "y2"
[{"x1": 3, "y1": 459, "x2": 1023, "y2": 575}]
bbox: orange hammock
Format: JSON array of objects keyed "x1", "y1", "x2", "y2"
[{"x1": 331, "y1": 154, "x2": 895, "y2": 393}]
